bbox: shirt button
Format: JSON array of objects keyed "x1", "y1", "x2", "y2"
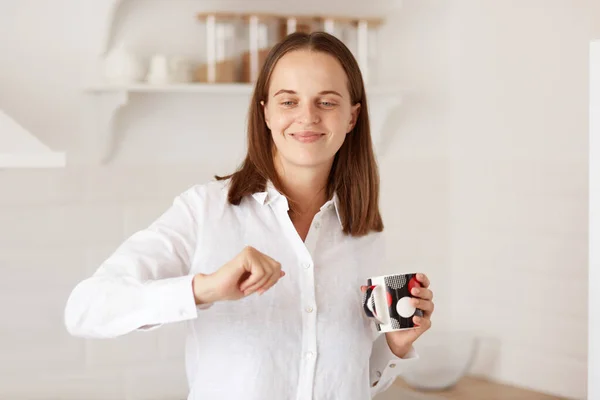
[
  {"x1": 389, "y1": 363, "x2": 396, "y2": 368},
  {"x1": 305, "y1": 351, "x2": 316, "y2": 360},
  {"x1": 376, "y1": 371, "x2": 382, "y2": 378},
  {"x1": 314, "y1": 221, "x2": 321, "y2": 229},
  {"x1": 305, "y1": 306, "x2": 314, "y2": 313},
  {"x1": 302, "y1": 262, "x2": 312, "y2": 269}
]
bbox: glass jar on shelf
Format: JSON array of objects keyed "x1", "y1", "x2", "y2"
[
  {"x1": 196, "y1": 12, "x2": 245, "y2": 83},
  {"x1": 241, "y1": 13, "x2": 289, "y2": 83},
  {"x1": 356, "y1": 17, "x2": 384, "y2": 86},
  {"x1": 288, "y1": 15, "x2": 320, "y2": 35},
  {"x1": 315, "y1": 16, "x2": 384, "y2": 85}
]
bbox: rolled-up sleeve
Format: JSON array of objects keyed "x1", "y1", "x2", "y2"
[
  {"x1": 64, "y1": 186, "x2": 209, "y2": 339},
  {"x1": 369, "y1": 333, "x2": 419, "y2": 396}
]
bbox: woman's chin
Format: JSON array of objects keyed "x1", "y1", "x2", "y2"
[
  {"x1": 274, "y1": 153, "x2": 328, "y2": 169},
  {"x1": 290, "y1": 155, "x2": 335, "y2": 169}
]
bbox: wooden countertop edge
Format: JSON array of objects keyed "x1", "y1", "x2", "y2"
[{"x1": 393, "y1": 375, "x2": 569, "y2": 400}]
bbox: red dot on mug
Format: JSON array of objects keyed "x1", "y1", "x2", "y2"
[
  {"x1": 408, "y1": 276, "x2": 421, "y2": 293},
  {"x1": 386, "y1": 291, "x2": 393, "y2": 306}
]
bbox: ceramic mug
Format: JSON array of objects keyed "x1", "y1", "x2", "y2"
[
  {"x1": 146, "y1": 55, "x2": 171, "y2": 84},
  {"x1": 146, "y1": 55, "x2": 192, "y2": 84},
  {"x1": 362, "y1": 273, "x2": 424, "y2": 332}
]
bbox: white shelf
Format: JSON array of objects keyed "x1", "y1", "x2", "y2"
[
  {"x1": 85, "y1": 0, "x2": 407, "y2": 163},
  {"x1": 83, "y1": 82, "x2": 404, "y2": 95},
  {"x1": 84, "y1": 83, "x2": 255, "y2": 94},
  {"x1": 82, "y1": 83, "x2": 256, "y2": 163},
  {"x1": 0, "y1": 110, "x2": 66, "y2": 169},
  {"x1": 83, "y1": 82, "x2": 405, "y2": 163}
]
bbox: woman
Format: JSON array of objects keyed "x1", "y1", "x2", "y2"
[{"x1": 65, "y1": 32, "x2": 434, "y2": 399}]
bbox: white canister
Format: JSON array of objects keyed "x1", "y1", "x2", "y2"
[{"x1": 103, "y1": 43, "x2": 147, "y2": 85}]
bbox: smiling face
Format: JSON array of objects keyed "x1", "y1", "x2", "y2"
[{"x1": 263, "y1": 49, "x2": 361, "y2": 170}]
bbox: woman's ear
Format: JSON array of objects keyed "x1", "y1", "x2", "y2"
[
  {"x1": 261, "y1": 100, "x2": 271, "y2": 129},
  {"x1": 347, "y1": 103, "x2": 361, "y2": 133}
]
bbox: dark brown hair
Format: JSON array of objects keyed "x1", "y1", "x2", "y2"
[{"x1": 216, "y1": 31, "x2": 383, "y2": 236}]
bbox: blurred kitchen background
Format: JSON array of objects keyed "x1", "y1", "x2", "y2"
[{"x1": 0, "y1": 0, "x2": 594, "y2": 399}]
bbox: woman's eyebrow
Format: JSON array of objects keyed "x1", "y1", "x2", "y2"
[
  {"x1": 274, "y1": 89, "x2": 296, "y2": 96},
  {"x1": 319, "y1": 90, "x2": 343, "y2": 97},
  {"x1": 273, "y1": 89, "x2": 343, "y2": 97}
]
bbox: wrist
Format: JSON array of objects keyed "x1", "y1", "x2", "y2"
[
  {"x1": 385, "y1": 333, "x2": 413, "y2": 358},
  {"x1": 192, "y1": 273, "x2": 218, "y2": 305}
]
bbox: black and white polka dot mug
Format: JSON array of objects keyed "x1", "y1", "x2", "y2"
[{"x1": 362, "y1": 273, "x2": 424, "y2": 332}]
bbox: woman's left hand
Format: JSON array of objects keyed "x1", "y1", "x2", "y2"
[{"x1": 361, "y1": 273, "x2": 434, "y2": 358}]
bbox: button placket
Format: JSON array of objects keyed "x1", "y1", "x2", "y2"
[
  {"x1": 267, "y1": 194, "x2": 325, "y2": 400},
  {"x1": 298, "y1": 256, "x2": 318, "y2": 399},
  {"x1": 295, "y1": 213, "x2": 324, "y2": 400}
]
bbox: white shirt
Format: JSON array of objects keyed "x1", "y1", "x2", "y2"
[{"x1": 64, "y1": 179, "x2": 417, "y2": 400}]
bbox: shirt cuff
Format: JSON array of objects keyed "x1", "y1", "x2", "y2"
[
  {"x1": 139, "y1": 274, "x2": 200, "y2": 330},
  {"x1": 376, "y1": 345, "x2": 419, "y2": 379},
  {"x1": 396, "y1": 345, "x2": 418, "y2": 360},
  {"x1": 370, "y1": 334, "x2": 420, "y2": 393}
]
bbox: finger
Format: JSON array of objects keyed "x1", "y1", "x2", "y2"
[
  {"x1": 411, "y1": 287, "x2": 433, "y2": 300},
  {"x1": 244, "y1": 267, "x2": 273, "y2": 295},
  {"x1": 239, "y1": 264, "x2": 267, "y2": 292},
  {"x1": 254, "y1": 260, "x2": 282, "y2": 294},
  {"x1": 257, "y1": 272, "x2": 283, "y2": 295},
  {"x1": 268, "y1": 260, "x2": 282, "y2": 278},
  {"x1": 255, "y1": 250, "x2": 280, "y2": 268},
  {"x1": 360, "y1": 285, "x2": 367, "y2": 293},
  {"x1": 413, "y1": 315, "x2": 432, "y2": 330},
  {"x1": 267, "y1": 259, "x2": 282, "y2": 271},
  {"x1": 416, "y1": 273, "x2": 430, "y2": 288},
  {"x1": 412, "y1": 299, "x2": 434, "y2": 315},
  {"x1": 258, "y1": 270, "x2": 287, "y2": 294}
]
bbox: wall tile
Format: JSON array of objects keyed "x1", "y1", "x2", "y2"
[
  {"x1": 84, "y1": 331, "x2": 161, "y2": 368},
  {"x1": 124, "y1": 360, "x2": 188, "y2": 400},
  {"x1": 0, "y1": 369, "x2": 126, "y2": 400},
  {"x1": 0, "y1": 169, "x2": 85, "y2": 206},
  {"x1": 0, "y1": 204, "x2": 125, "y2": 247}
]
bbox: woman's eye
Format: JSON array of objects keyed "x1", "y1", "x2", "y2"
[
  {"x1": 320, "y1": 101, "x2": 336, "y2": 107},
  {"x1": 281, "y1": 101, "x2": 296, "y2": 106}
]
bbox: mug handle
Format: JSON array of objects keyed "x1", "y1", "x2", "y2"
[{"x1": 371, "y1": 285, "x2": 391, "y2": 325}]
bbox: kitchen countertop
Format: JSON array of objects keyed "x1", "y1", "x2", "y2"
[{"x1": 385, "y1": 376, "x2": 569, "y2": 400}]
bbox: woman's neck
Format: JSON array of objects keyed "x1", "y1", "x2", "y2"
[{"x1": 274, "y1": 159, "x2": 331, "y2": 216}]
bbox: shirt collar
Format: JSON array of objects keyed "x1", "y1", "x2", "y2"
[
  {"x1": 251, "y1": 181, "x2": 343, "y2": 228},
  {"x1": 251, "y1": 180, "x2": 283, "y2": 206},
  {"x1": 320, "y1": 192, "x2": 343, "y2": 228}
]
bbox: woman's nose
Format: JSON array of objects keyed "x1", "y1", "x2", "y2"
[{"x1": 297, "y1": 103, "x2": 320, "y2": 125}]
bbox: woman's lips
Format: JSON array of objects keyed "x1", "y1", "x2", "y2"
[{"x1": 290, "y1": 131, "x2": 325, "y2": 143}]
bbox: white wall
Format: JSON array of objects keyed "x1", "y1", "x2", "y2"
[
  {"x1": 381, "y1": 2, "x2": 595, "y2": 398},
  {"x1": 589, "y1": 40, "x2": 600, "y2": 400},
  {"x1": 0, "y1": 1, "x2": 593, "y2": 399},
  {"x1": 448, "y1": 3, "x2": 593, "y2": 398}
]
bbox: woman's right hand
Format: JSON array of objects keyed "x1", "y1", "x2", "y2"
[{"x1": 192, "y1": 246, "x2": 285, "y2": 305}]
